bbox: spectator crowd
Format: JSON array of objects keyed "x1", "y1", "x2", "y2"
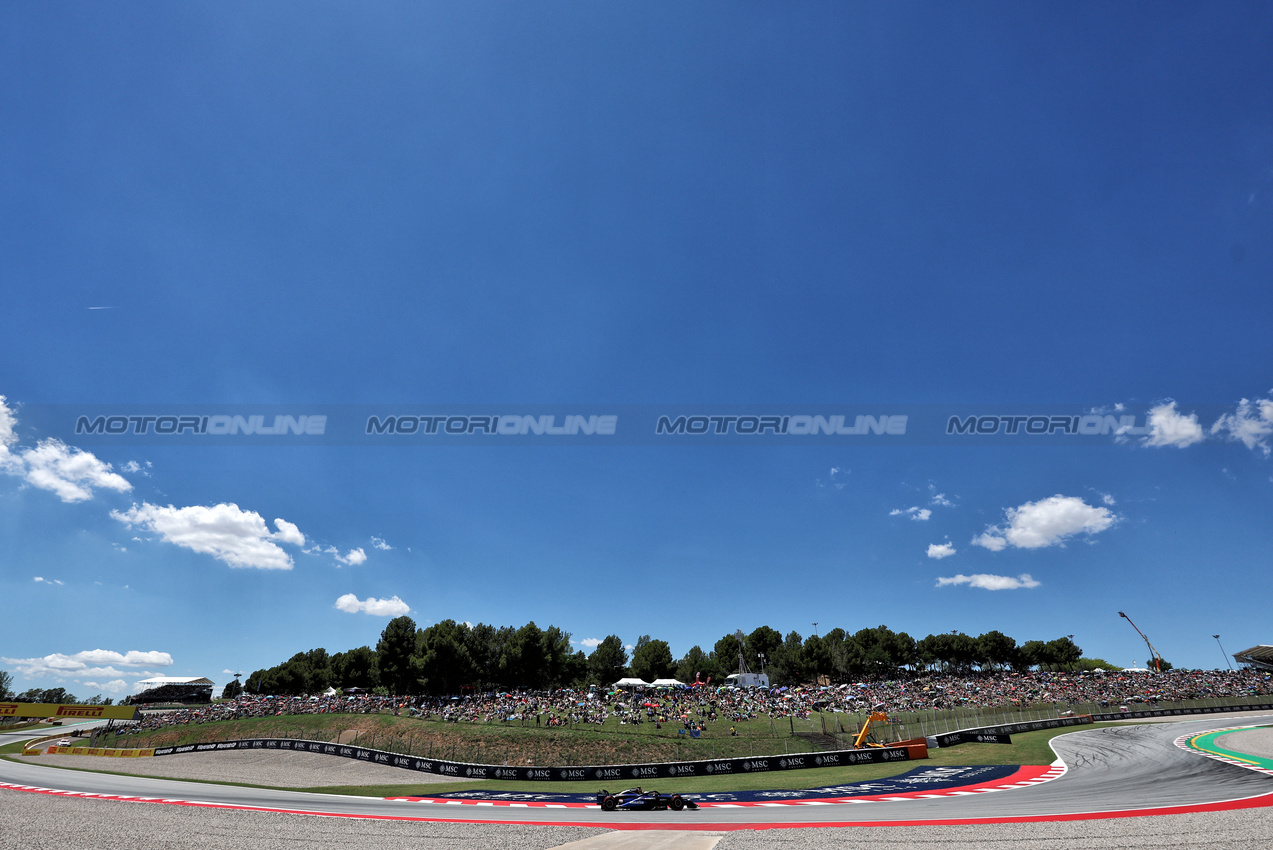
[{"x1": 123, "y1": 667, "x2": 1272, "y2": 737}]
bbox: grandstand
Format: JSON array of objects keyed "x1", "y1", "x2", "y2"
[
  {"x1": 128, "y1": 676, "x2": 215, "y2": 705},
  {"x1": 1233, "y1": 645, "x2": 1273, "y2": 672}
]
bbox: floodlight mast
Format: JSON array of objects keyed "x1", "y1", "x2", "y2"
[{"x1": 1118, "y1": 611, "x2": 1163, "y2": 672}]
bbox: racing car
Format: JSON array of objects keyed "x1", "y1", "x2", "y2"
[{"x1": 596, "y1": 787, "x2": 699, "y2": 811}]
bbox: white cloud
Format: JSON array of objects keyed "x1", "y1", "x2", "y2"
[
  {"x1": 972, "y1": 494, "x2": 1117, "y2": 551},
  {"x1": 930, "y1": 492, "x2": 954, "y2": 507},
  {"x1": 0, "y1": 398, "x2": 133, "y2": 502},
  {"x1": 111, "y1": 502, "x2": 303, "y2": 569},
  {"x1": 1143, "y1": 401, "x2": 1205, "y2": 448},
  {"x1": 890, "y1": 506, "x2": 932, "y2": 521},
  {"x1": 34, "y1": 576, "x2": 64, "y2": 585},
  {"x1": 1, "y1": 649, "x2": 173, "y2": 679},
  {"x1": 926, "y1": 542, "x2": 956, "y2": 559},
  {"x1": 371, "y1": 537, "x2": 394, "y2": 550},
  {"x1": 576, "y1": 638, "x2": 603, "y2": 648},
  {"x1": 8, "y1": 439, "x2": 132, "y2": 503},
  {"x1": 1211, "y1": 396, "x2": 1273, "y2": 457},
  {"x1": 334, "y1": 593, "x2": 409, "y2": 616},
  {"x1": 936, "y1": 573, "x2": 1041, "y2": 591},
  {"x1": 82, "y1": 679, "x2": 129, "y2": 694},
  {"x1": 271, "y1": 518, "x2": 306, "y2": 546},
  {"x1": 971, "y1": 532, "x2": 1008, "y2": 552},
  {"x1": 0, "y1": 395, "x2": 17, "y2": 449},
  {"x1": 336, "y1": 547, "x2": 367, "y2": 566}
]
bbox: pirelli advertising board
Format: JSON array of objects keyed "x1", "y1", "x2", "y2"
[{"x1": 0, "y1": 702, "x2": 141, "y2": 721}]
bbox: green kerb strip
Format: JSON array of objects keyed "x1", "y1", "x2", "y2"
[{"x1": 1186, "y1": 728, "x2": 1273, "y2": 770}]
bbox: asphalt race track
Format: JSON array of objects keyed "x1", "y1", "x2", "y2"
[{"x1": 3, "y1": 714, "x2": 1273, "y2": 849}]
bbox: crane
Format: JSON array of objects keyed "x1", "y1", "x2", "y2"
[{"x1": 1118, "y1": 611, "x2": 1163, "y2": 672}]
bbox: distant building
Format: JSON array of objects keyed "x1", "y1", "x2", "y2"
[
  {"x1": 128, "y1": 676, "x2": 214, "y2": 705},
  {"x1": 1233, "y1": 646, "x2": 1273, "y2": 672}
]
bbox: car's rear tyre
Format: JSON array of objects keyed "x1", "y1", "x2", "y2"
[
  {"x1": 670, "y1": 796, "x2": 685, "y2": 811},
  {"x1": 601, "y1": 796, "x2": 617, "y2": 811}
]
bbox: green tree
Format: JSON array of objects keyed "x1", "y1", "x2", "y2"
[
  {"x1": 1017, "y1": 640, "x2": 1048, "y2": 671},
  {"x1": 332, "y1": 645, "x2": 379, "y2": 691},
  {"x1": 561, "y1": 649, "x2": 589, "y2": 687},
  {"x1": 769, "y1": 630, "x2": 807, "y2": 685},
  {"x1": 1075, "y1": 657, "x2": 1120, "y2": 672},
  {"x1": 464, "y1": 623, "x2": 500, "y2": 688},
  {"x1": 1046, "y1": 636, "x2": 1083, "y2": 671},
  {"x1": 803, "y1": 634, "x2": 832, "y2": 681},
  {"x1": 418, "y1": 620, "x2": 474, "y2": 694},
  {"x1": 746, "y1": 626, "x2": 783, "y2": 674},
  {"x1": 17, "y1": 687, "x2": 75, "y2": 704},
  {"x1": 221, "y1": 678, "x2": 243, "y2": 699},
  {"x1": 0, "y1": 669, "x2": 12, "y2": 700},
  {"x1": 541, "y1": 625, "x2": 575, "y2": 687},
  {"x1": 502, "y1": 622, "x2": 548, "y2": 688},
  {"x1": 587, "y1": 635, "x2": 628, "y2": 685},
  {"x1": 675, "y1": 645, "x2": 726, "y2": 685},
  {"x1": 376, "y1": 615, "x2": 422, "y2": 695},
  {"x1": 713, "y1": 632, "x2": 742, "y2": 675},
  {"x1": 977, "y1": 630, "x2": 1018, "y2": 671},
  {"x1": 629, "y1": 635, "x2": 675, "y2": 681}
]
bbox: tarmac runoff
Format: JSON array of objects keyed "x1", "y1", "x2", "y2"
[{"x1": 3, "y1": 715, "x2": 1273, "y2": 849}]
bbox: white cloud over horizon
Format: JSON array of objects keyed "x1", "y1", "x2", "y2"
[
  {"x1": 936, "y1": 573, "x2": 1041, "y2": 590},
  {"x1": 576, "y1": 637, "x2": 603, "y2": 648},
  {"x1": 1, "y1": 649, "x2": 174, "y2": 679},
  {"x1": 972, "y1": 494, "x2": 1117, "y2": 551},
  {"x1": 111, "y1": 502, "x2": 304, "y2": 569},
  {"x1": 334, "y1": 593, "x2": 409, "y2": 616}
]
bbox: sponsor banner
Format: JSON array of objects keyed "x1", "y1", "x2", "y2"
[
  {"x1": 47, "y1": 745, "x2": 155, "y2": 758},
  {"x1": 930, "y1": 714, "x2": 1091, "y2": 748},
  {"x1": 1090, "y1": 702, "x2": 1273, "y2": 722},
  {"x1": 151, "y1": 737, "x2": 912, "y2": 781},
  {"x1": 427, "y1": 765, "x2": 1022, "y2": 804},
  {"x1": 0, "y1": 702, "x2": 140, "y2": 721}
]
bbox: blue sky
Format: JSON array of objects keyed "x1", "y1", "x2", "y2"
[{"x1": 3, "y1": 2, "x2": 1272, "y2": 698}]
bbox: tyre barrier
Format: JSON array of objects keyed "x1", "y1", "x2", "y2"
[{"x1": 151, "y1": 737, "x2": 922, "y2": 782}]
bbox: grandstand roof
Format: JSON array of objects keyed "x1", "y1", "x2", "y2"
[
  {"x1": 1233, "y1": 646, "x2": 1273, "y2": 671},
  {"x1": 135, "y1": 676, "x2": 214, "y2": 686}
]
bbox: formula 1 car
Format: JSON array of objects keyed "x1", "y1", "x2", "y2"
[{"x1": 596, "y1": 787, "x2": 699, "y2": 811}]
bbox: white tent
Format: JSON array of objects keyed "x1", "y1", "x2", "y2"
[
  {"x1": 612, "y1": 678, "x2": 650, "y2": 688},
  {"x1": 650, "y1": 678, "x2": 686, "y2": 688}
]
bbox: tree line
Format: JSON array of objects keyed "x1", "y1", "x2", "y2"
[
  {"x1": 0, "y1": 670, "x2": 116, "y2": 707},
  {"x1": 241, "y1": 618, "x2": 1091, "y2": 698}
]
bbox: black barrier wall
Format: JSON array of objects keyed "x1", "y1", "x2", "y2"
[
  {"x1": 928, "y1": 700, "x2": 1273, "y2": 748},
  {"x1": 151, "y1": 737, "x2": 913, "y2": 782},
  {"x1": 929, "y1": 713, "x2": 1092, "y2": 748},
  {"x1": 1089, "y1": 702, "x2": 1273, "y2": 722}
]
